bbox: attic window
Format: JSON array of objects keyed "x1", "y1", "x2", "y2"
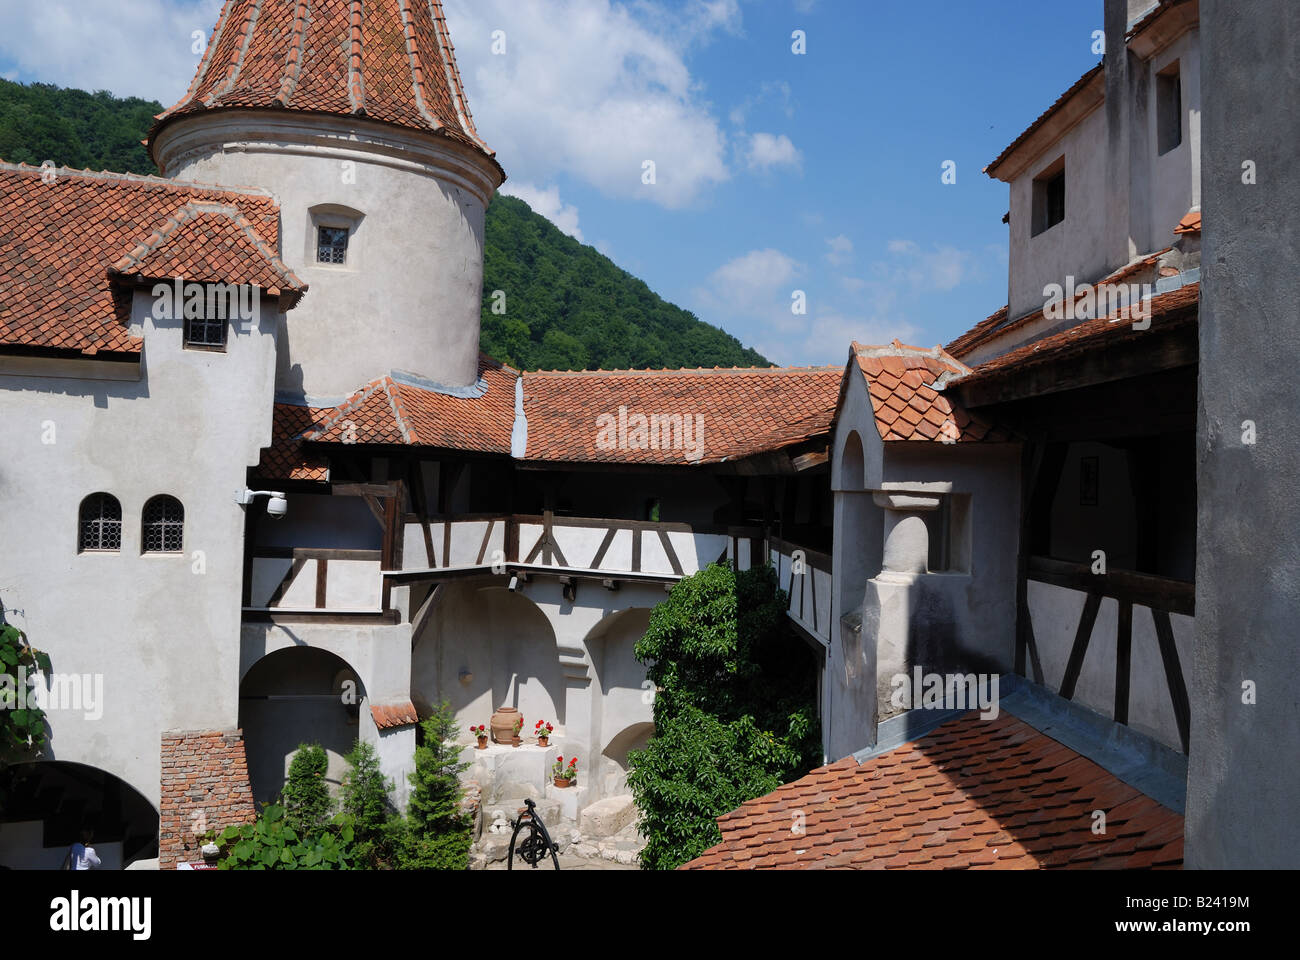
[
  {"x1": 1031, "y1": 157, "x2": 1066, "y2": 237},
  {"x1": 185, "y1": 311, "x2": 227, "y2": 350},
  {"x1": 317, "y1": 226, "x2": 349, "y2": 265},
  {"x1": 1157, "y1": 61, "x2": 1182, "y2": 155}
]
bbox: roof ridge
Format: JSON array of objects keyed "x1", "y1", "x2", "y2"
[
  {"x1": 275, "y1": 0, "x2": 312, "y2": 106},
  {"x1": 108, "y1": 200, "x2": 305, "y2": 293},
  {"x1": 205, "y1": 0, "x2": 263, "y2": 108},
  {"x1": 347, "y1": 0, "x2": 367, "y2": 116},
  {"x1": 0, "y1": 161, "x2": 276, "y2": 199},
  {"x1": 399, "y1": 0, "x2": 442, "y2": 131},
  {"x1": 522, "y1": 364, "x2": 840, "y2": 378}
]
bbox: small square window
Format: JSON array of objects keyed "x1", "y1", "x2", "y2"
[
  {"x1": 185, "y1": 314, "x2": 227, "y2": 349},
  {"x1": 317, "y1": 226, "x2": 349, "y2": 265}
]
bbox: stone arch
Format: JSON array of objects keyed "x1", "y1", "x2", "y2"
[
  {"x1": 238, "y1": 646, "x2": 366, "y2": 807},
  {"x1": 411, "y1": 579, "x2": 564, "y2": 740},
  {"x1": 584, "y1": 606, "x2": 655, "y2": 798},
  {"x1": 0, "y1": 759, "x2": 158, "y2": 869},
  {"x1": 837, "y1": 428, "x2": 867, "y2": 491}
]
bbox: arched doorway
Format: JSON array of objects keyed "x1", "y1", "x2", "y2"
[
  {"x1": 0, "y1": 761, "x2": 158, "y2": 869},
  {"x1": 238, "y1": 647, "x2": 366, "y2": 807}
]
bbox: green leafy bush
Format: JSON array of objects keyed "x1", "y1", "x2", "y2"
[
  {"x1": 0, "y1": 622, "x2": 52, "y2": 760},
  {"x1": 218, "y1": 804, "x2": 355, "y2": 870},
  {"x1": 627, "y1": 562, "x2": 820, "y2": 870},
  {"x1": 281, "y1": 743, "x2": 332, "y2": 836}
]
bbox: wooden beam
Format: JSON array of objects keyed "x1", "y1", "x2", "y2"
[
  {"x1": 1152, "y1": 609, "x2": 1191, "y2": 754},
  {"x1": 1027, "y1": 555, "x2": 1194, "y2": 616},
  {"x1": 1114, "y1": 600, "x2": 1132, "y2": 724},
  {"x1": 266, "y1": 557, "x2": 307, "y2": 608},
  {"x1": 252, "y1": 547, "x2": 382, "y2": 561},
  {"x1": 657, "y1": 529, "x2": 684, "y2": 576},
  {"x1": 1058, "y1": 592, "x2": 1102, "y2": 701},
  {"x1": 315, "y1": 558, "x2": 328, "y2": 609},
  {"x1": 590, "y1": 527, "x2": 617, "y2": 569}
]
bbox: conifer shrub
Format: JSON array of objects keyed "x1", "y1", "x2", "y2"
[{"x1": 281, "y1": 743, "x2": 332, "y2": 836}]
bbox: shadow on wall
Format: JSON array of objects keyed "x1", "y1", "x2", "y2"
[
  {"x1": 600, "y1": 721, "x2": 654, "y2": 796},
  {"x1": 411, "y1": 580, "x2": 564, "y2": 737},
  {"x1": 238, "y1": 646, "x2": 366, "y2": 806}
]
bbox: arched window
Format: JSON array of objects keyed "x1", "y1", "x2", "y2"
[
  {"x1": 142, "y1": 496, "x2": 184, "y2": 553},
  {"x1": 78, "y1": 493, "x2": 122, "y2": 553}
]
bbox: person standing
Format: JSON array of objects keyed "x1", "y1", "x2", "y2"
[{"x1": 61, "y1": 828, "x2": 101, "y2": 870}]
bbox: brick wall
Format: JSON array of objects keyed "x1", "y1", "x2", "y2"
[{"x1": 158, "y1": 729, "x2": 257, "y2": 870}]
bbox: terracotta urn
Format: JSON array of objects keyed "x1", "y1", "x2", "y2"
[
  {"x1": 490, "y1": 706, "x2": 520, "y2": 744},
  {"x1": 553, "y1": 777, "x2": 573, "y2": 788}
]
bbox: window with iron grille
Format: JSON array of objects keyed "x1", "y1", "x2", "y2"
[
  {"x1": 142, "y1": 495, "x2": 184, "y2": 553},
  {"x1": 317, "y1": 226, "x2": 349, "y2": 265},
  {"x1": 79, "y1": 493, "x2": 122, "y2": 552},
  {"x1": 184, "y1": 313, "x2": 227, "y2": 349}
]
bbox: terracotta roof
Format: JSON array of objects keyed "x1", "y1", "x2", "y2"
[
  {"x1": 985, "y1": 63, "x2": 1104, "y2": 178},
  {"x1": 1173, "y1": 209, "x2": 1201, "y2": 235},
  {"x1": 255, "y1": 403, "x2": 331, "y2": 482},
  {"x1": 682, "y1": 712, "x2": 1184, "y2": 870},
  {"x1": 111, "y1": 201, "x2": 305, "y2": 304},
  {"x1": 955, "y1": 282, "x2": 1199, "y2": 388},
  {"x1": 307, "y1": 355, "x2": 518, "y2": 454},
  {"x1": 0, "y1": 163, "x2": 284, "y2": 357},
  {"x1": 851, "y1": 341, "x2": 1013, "y2": 443},
  {"x1": 370, "y1": 700, "x2": 419, "y2": 730},
  {"x1": 520, "y1": 365, "x2": 842, "y2": 466},
  {"x1": 946, "y1": 251, "x2": 1167, "y2": 360},
  {"x1": 152, "y1": 0, "x2": 497, "y2": 168}
]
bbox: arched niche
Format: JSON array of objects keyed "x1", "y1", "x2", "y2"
[
  {"x1": 238, "y1": 646, "x2": 366, "y2": 806},
  {"x1": 412, "y1": 580, "x2": 564, "y2": 739},
  {"x1": 0, "y1": 760, "x2": 158, "y2": 869}
]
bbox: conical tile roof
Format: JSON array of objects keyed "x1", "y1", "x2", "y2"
[{"x1": 151, "y1": 0, "x2": 496, "y2": 168}]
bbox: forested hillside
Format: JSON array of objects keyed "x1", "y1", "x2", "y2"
[{"x1": 0, "y1": 79, "x2": 769, "y2": 371}]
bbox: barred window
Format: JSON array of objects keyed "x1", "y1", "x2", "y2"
[
  {"x1": 78, "y1": 493, "x2": 122, "y2": 553},
  {"x1": 317, "y1": 226, "x2": 349, "y2": 265},
  {"x1": 185, "y1": 313, "x2": 227, "y2": 348},
  {"x1": 142, "y1": 495, "x2": 184, "y2": 553}
]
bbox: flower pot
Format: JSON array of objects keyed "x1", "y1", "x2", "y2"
[
  {"x1": 476, "y1": 737, "x2": 488, "y2": 750},
  {"x1": 538, "y1": 737, "x2": 549, "y2": 747},
  {"x1": 511, "y1": 736, "x2": 521, "y2": 747},
  {"x1": 553, "y1": 777, "x2": 573, "y2": 788},
  {"x1": 490, "y1": 706, "x2": 520, "y2": 744}
]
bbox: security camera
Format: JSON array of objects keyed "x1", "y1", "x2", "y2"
[{"x1": 267, "y1": 495, "x2": 288, "y2": 519}]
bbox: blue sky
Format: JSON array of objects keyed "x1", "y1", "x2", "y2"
[{"x1": 0, "y1": 0, "x2": 1102, "y2": 367}]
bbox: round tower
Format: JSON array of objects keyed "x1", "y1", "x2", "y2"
[{"x1": 149, "y1": 0, "x2": 505, "y2": 399}]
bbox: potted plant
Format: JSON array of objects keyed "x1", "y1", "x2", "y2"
[
  {"x1": 470, "y1": 723, "x2": 489, "y2": 749},
  {"x1": 552, "y1": 756, "x2": 577, "y2": 788},
  {"x1": 534, "y1": 719, "x2": 554, "y2": 747},
  {"x1": 511, "y1": 714, "x2": 524, "y2": 747}
]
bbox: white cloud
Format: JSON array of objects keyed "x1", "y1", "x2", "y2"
[
  {"x1": 880, "y1": 239, "x2": 980, "y2": 291},
  {"x1": 0, "y1": 0, "x2": 222, "y2": 104},
  {"x1": 445, "y1": 0, "x2": 734, "y2": 209},
  {"x1": 825, "y1": 234, "x2": 853, "y2": 266},
  {"x1": 500, "y1": 182, "x2": 584, "y2": 241},
  {"x1": 745, "y1": 132, "x2": 802, "y2": 172},
  {"x1": 729, "y1": 80, "x2": 795, "y2": 127},
  {"x1": 697, "y1": 248, "x2": 802, "y2": 314}
]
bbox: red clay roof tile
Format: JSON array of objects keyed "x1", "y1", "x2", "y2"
[
  {"x1": 152, "y1": 0, "x2": 497, "y2": 170},
  {"x1": 850, "y1": 341, "x2": 1013, "y2": 444},
  {"x1": 0, "y1": 163, "x2": 288, "y2": 356},
  {"x1": 682, "y1": 713, "x2": 1183, "y2": 870},
  {"x1": 520, "y1": 365, "x2": 842, "y2": 466}
]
